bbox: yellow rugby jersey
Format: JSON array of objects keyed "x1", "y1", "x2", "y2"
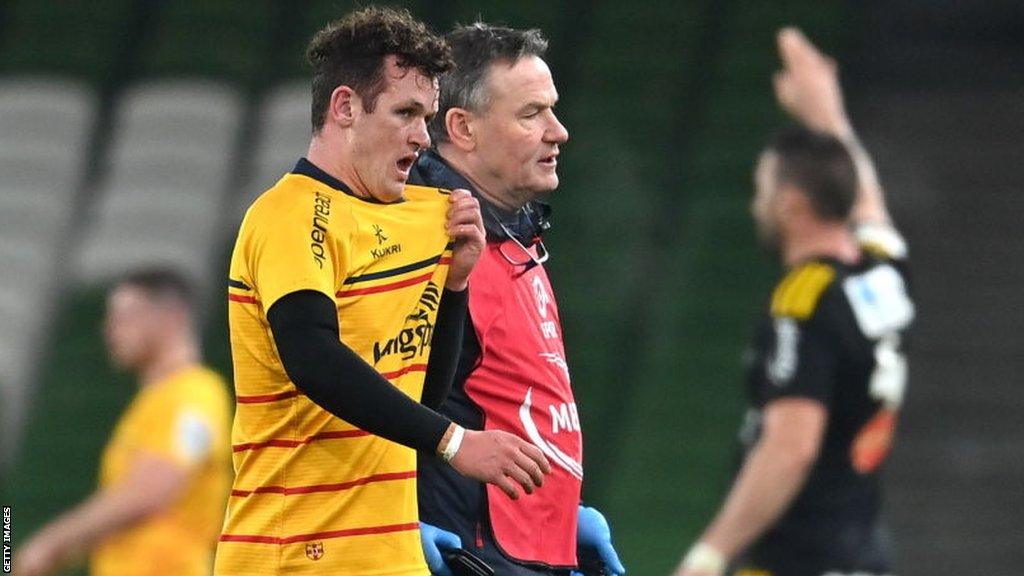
[
  {"x1": 92, "y1": 365, "x2": 232, "y2": 576},
  {"x1": 217, "y1": 158, "x2": 452, "y2": 576}
]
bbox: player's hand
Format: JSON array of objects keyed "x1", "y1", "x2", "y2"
[
  {"x1": 773, "y1": 27, "x2": 851, "y2": 137},
  {"x1": 445, "y1": 189, "x2": 485, "y2": 292},
  {"x1": 577, "y1": 505, "x2": 626, "y2": 575},
  {"x1": 420, "y1": 522, "x2": 462, "y2": 576},
  {"x1": 449, "y1": 429, "x2": 551, "y2": 499},
  {"x1": 14, "y1": 535, "x2": 62, "y2": 576}
]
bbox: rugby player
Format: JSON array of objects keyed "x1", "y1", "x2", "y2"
[
  {"x1": 409, "y1": 23, "x2": 625, "y2": 576},
  {"x1": 674, "y1": 28, "x2": 914, "y2": 576},
  {"x1": 216, "y1": 7, "x2": 550, "y2": 576},
  {"x1": 15, "y1": 268, "x2": 231, "y2": 576}
]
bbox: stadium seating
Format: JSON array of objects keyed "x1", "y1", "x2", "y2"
[
  {"x1": 0, "y1": 78, "x2": 96, "y2": 466},
  {"x1": 74, "y1": 80, "x2": 243, "y2": 286},
  {"x1": 238, "y1": 81, "x2": 311, "y2": 219},
  {"x1": 2, "y1": 4, "x2": 858, "y2": 575}
]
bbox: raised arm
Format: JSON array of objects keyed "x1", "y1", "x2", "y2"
[{"x1": 773, "y1": 27, "x2": 894, "y2": 229}]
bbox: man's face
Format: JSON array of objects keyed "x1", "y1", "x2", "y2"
[
  {"x1": 469, "y1": 55, "x2": 569, "y2": 204},
  {"x1": 104, "y1": 286, "x2": 165, "y2": 370},
  {"x1": 349, "y1": 55, "x2": 438, "y2": 203},
  {"x1": 752, "y1": 151, "x2": 783, "y2": 249}
]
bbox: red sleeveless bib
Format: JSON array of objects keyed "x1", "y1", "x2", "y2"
[{"x1": 464, "y1": 241, "x2": 583, "y2": 566}]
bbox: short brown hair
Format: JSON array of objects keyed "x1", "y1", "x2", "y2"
[
  {"x1": 766, "y1": 127, "x2": 858, "y2": 221},
  {"x1": 430, "y1": 23, "x2": 549, "y2": 144},
  {"x1": 306, "y1": 6, "x2": 453, "y2": 132},
  {"x1": 118, "y1": 267, "x2": 196, "y2": 309}
]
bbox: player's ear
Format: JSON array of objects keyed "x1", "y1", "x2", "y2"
[
  {"x1": 780, "y1": 185, "x2": 811, "y2": 219},
  {"x1": 445, "y1": 107, "x2": 476, "y2": 152},
  {"x1": 329, "y1": 86, "x2": 357, "y2": 128}
]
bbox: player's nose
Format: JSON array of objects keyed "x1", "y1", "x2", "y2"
[
  {"x1": 546, "y1": 112, "x2": 569, "y2": 144},
  {"x1": 410, "y1": 118, "x2": 430, "y2": 151}
]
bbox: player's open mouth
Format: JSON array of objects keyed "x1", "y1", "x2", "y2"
[{"x1": 397, "y1": 154, "x2": 416, "y2": 175}]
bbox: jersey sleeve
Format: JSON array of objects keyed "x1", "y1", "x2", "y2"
[
  {"x1": 763, "y1": 262, "x2": 841, "y2": 406},
  {"x1": 135, "y1": 387, "x2": 221, "y2": 469},
  {"x1": 248, "y1": 189, "x2": 351, "y2": 310},
  {"x1": 761, "y1": 312, "x2": 839, "y2": 406}
]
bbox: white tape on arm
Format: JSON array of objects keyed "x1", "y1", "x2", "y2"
[
  {"x1": 440, "y1": 425, "x2": 465, "y2": 463},
  {"x1": 682, "y1": 542, "x2": 726, "y2": 576}
]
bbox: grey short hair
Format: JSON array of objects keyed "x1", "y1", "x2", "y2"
[{"x1": 429, "y1": 22, "x2": 549, "y2": 144}]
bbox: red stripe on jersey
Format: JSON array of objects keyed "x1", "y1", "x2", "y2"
[
  {"x1": 336, "y1": 271, "x2": 433, "y2": 298},
  {"x1": 379, "y1": 363, "x2": 428, "y2": 380},
  {"x1": 236, "y1": 390, "x2": 300, "y2": 404},
  {"x1": 219, "y1": 522, "x2": 420, "y2": 545},
  {"x1": 232, "y1": 429, "x2": 371, "y2": 453},
  {"x1": 228, "y1": 293, "x2": 258, "y2": 304},
  {"x1": 230, "y1": 471, "x2": 417, "y2": 497},
  {"x1": 230, "y1": 363, "x2": 423, "y2": 452}
]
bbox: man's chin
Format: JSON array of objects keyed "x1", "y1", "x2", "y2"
[
  {"x1": 372, "y1": 184, "x2": 406, "y2": 203},
  {"x1": 528, "y1": 177, "x2": 559, "y2": 196}
]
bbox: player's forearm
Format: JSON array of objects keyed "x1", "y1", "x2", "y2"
[
  {"x1": 25, "y1": 489, "x2": 152, "y2": 568},
  {"x1": 421, "y1": 287, "x2": 469, "y2": 409},
  {"x1": 699, "y1": 440, "x2": 815, "y2": 559},
  {"x1": 269, "y1": 290, "x2": 452, "y2": 453},
  {"x1": 833, "y1": 129, "x2": 891, "y2": 226}
]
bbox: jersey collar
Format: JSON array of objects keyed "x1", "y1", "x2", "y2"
[{"x1": 292, "y1": 157, "x2": 393, "y2": 204}]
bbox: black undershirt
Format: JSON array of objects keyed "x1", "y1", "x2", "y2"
[{"x1": 267, "y1": 287, "x2": 468, "y2": 453}]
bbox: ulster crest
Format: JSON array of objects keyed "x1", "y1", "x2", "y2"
[{"x1": 305, "y1": 541, "x2": 324, "y2": 561}]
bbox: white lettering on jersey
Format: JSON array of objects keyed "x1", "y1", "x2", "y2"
[
  {"x1": 549, "y1": 402, "x2": 581, "y2": 434},
  {"x1": 870, "y1": 334, "x2": 907, "y2": 408},
  {"x1": 540, "y1": 351, "x2": 571, "y2": 380},
  {"x1": 532, "y1": 275, "x2": 551, "y2": 319},
  {"x1": 767, "y1": 317, "x2": 799, "y2": 386},
  {"x1": 519, "y1": 388, "x2": 583, "y2": 480},
  {"x1": 541, "y1": 320, "x2": 559, "y2": 339}
]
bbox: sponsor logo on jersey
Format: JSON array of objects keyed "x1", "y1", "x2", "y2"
[
  {"x1": 310, "y1": 191, "x2": 331, "y2": 269},
  {"x1": 519, "y1": 387, "x2": 583, "y2": 479},
  {"x1": 540, "y1": 352, "x2": 570, "y2": 379},
  {"x1": 371, "y1": 243, "x2": 403, "y2": 259},
  {"x1": 372, "y1": 282, "x2": 440, "y2": 364}
]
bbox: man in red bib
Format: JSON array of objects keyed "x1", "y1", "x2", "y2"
[{"x1": 410, "y1": 23, "x2": 625, "y2": 576}]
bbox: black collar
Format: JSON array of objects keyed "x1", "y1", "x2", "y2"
[
  {"x1": 292, "y1": 157, "x2": 391, "y2": 204},
  {"x1": 410, "y1": 150, "x2": 551, "y2": 245}
]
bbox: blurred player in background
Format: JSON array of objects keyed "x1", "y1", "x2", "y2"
[
  {"x1": 674, "y1": 28, "x2": 915, "y2": 576},
  {"x1": 15, "y1": 268, "x2": 232, "y2": 576},
  {"x1": 409, "y1": 23, "x2": 625, "y2": 576},
  {"x1": 216, "y1": 7, "x2": 549, "y2": 576}
]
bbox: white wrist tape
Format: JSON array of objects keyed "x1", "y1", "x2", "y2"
[
  {"x1": 682, "y1": 542, "x2": 726, "y2": 575},
  {"x1": 440, "y1": 425, "x2": 465, "y2": 463}
]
